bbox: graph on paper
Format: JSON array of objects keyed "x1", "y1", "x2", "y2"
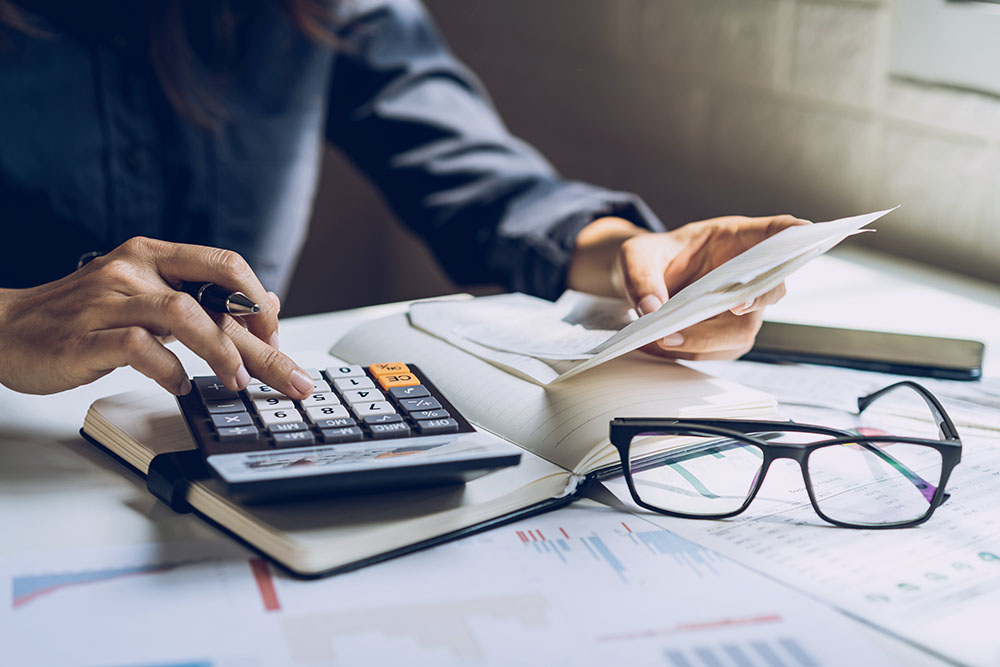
[{"x1": 513, "y1": 520, "x2": 721, "y2": 579}]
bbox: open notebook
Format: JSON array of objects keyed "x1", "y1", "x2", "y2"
[{"x1": 82, "y1": 313, "x2": 773, "y2": 577}]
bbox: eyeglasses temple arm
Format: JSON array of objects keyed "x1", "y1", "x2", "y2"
[{"x1": 857, "y1": 381, "x2": 961, "y2": 441}]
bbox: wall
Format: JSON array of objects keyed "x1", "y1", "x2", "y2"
[{"x1": 284, "y1": 0, "x2": 1000, "y2": 316}]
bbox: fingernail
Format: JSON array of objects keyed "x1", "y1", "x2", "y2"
[
  {"x1": 234, "y1": 365, "x2": 251, "y2": 390},
  {"x1": 268, "y1": 333, "x2": 280, "y2": 350},
  {"x1": 637, "y1": 295, "x2": 662, "y2": 316},
  {"x1": 734, "y1": 300, "x2": 755, "y2": 314},
  {"x1": 178, "y1": 378, "x2": 192, "y2": 396},
  {"x1": 660, "y1": 333, "x2": 685, "y2": 348},
  {"x1": 290, "y1": 368, "x2": 313, "y2": 395}
]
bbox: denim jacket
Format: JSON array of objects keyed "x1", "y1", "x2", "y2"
[{"x1": 0, "y1": 0, "x2": 662, "y2": 297}]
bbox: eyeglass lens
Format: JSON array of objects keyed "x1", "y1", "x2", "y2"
[
  {"x1": 628, "y1": 432, "x2": 765, "y2": 516},
  {"x1": 807, "y1": 440, "x2": 943, "y2": 526}
]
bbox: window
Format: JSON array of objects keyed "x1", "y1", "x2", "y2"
[{"x1": 892, "y1": 0, "x2": 1000, "y2": 96}]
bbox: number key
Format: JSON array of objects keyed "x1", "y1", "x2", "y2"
[
  {"x1": 343, "y1": 388, "x2": 384, "y2": 405},
  {"x1": 305, "y1": 405, "x2": 350, "y2": 422},
  {"x1": 301, "y1": 392, "x2": 340, "y2": 407},
  {"x1": 333, "y1": 377, "x2": 375, "y2": 392},
  {"x1": 259, "y1": 409, "x2": 303, "y2": 426},
  {"x1": 325, "y1": 365, "x2": 365, "y2": 379},
  {"x1": 252, "y1": 397, "x2": 295, "y2": 412}
]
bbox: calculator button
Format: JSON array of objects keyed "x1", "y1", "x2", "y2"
[
  {"x1": 268, "y1": 422, "x2": 309, "y2": 434},
  {"x1": 305, "y1": 405, "x2": 350, "y2": 422},
  {"x1": 246, "y1": 384, "x2": 288, "y2": 400},
  {"x1": 195, "y1": 377, "x2": 239, "y2": 402},
  {"x1": 259, "y1": 409, "x2": 303, "y2": 426},
  {"x1": 417, "y1": 418, "x2": 460, "y2": 435},
  {"x1": 352, "y1": 401, "x2": 395, "y2": 418},
  {"x1": 252, "y1": 397, "x2": 295, "y2": 412},
  {"x1": 204, "y1": 400, "x2": 246, "y2": 414},
  {"x1": 301, "y1": 392, "x2": 340, "y2": 407},
  {"x1": 320, "y1": 426, "x2": 365, "y2": 443},
  {"x1": 377, "y1": 373, "x2": 420, "y2": 391},
  {"x1": 369, "y1": 362, "x2": 409, "y2": 377},
  {"x1": 388, "y1": 385, "x2": 430, "y2": 400},
  {"x1": 325, "y1": 365, "x2": 366, "y2": 379},
  {"x1": 305, "y1": 368, "x2": 323, "y2": 379},
  {"x1": 314, "y1": 417, "x2": 357, "y2": 430},
  {"x1": 342, "y1": 388, "x2": 385, "y2": 405},
  {"x1": 363, "y1": 414, "x2": 403, "y2": 426},
  {"x1": 217, "y1": 425, "x2": 259, "y2": 441},
  {"x1": 211, "y1": 412, "x2": 254, "y2": 428},
  {"x1": 333, "y1": 377, "x2": 376, "y2": 392},
  {"x1": 273, "y1": 431, "x2": 317, "y2": 447},
  {"x1": 399, "y1": 397, "x2": 442, "y2": 413},
  {"x1": 410, "y1": 409, "x2": 450, "y2": 421},
  {"x1": 311, "y1": 380, "x2": 333, "y2": 394},
  {"x1": 370, "y1": 422, "x2": 412, "y2": 439}
]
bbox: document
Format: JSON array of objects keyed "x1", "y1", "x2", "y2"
[
  {"x1": 602, "y1": 360, "x2": 1000, "y2": 666},
  {"x1": 411, "y1": 208, "x2": 895, "y2": 384},
  {"x1": 0, "y1": 503, "x2": 895, "y2": 666}
]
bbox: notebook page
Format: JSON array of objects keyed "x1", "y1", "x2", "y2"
[{"x1": 332, "y1": 313, "x2": 774, "y2": 474}]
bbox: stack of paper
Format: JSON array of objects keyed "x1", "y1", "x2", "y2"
[{"x1": 411, "y1": 208, "x2": 897, "y2": 384}]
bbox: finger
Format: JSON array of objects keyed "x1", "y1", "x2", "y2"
[
  {"x1": 655, "y1": 311, "x2": 763, "y2": 360},
  {"x1": 729, "y1": 282, "x2": 789, "y2": 316},
  {"x1": 122, "y1": 237, "x2": 280, "y2": 346},
  {"x1": 267, "y1": 292, "x2": 281, "y2": 349},
  {"x1": 618, "y1": 235, "x2": 670, "y2": 316},
  {"x1": 80, "y1": 327, "x2": 192, "y2": 395},
  {"x1": 216, "y1": 314, "x2": 314, "y2": 399},
  {"x1": 99, "y1": 292, "x2": 249, "y2": 391}
]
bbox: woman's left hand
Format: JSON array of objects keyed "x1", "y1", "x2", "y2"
[{"x1": 567, "y1": 214, "x2": 810, "y2": 360}]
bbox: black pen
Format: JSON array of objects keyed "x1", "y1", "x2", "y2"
[
  {"x1": 180, "y1": 282, "x2": 260, "y2": 316},
  {"x1": 76, "y1": 252, "x2": 260, "y2": 316}
]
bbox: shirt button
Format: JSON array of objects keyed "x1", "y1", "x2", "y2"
[{"x1": 125, "y1": 150, "x2": 148, "y2": 172}]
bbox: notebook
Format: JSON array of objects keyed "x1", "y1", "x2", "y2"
[{"x1": 81, "y1": 312, "x2": 774, "y2": 577}]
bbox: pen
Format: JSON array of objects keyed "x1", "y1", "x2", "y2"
[
  {"x1": 180, "y1": 282, "x2": 260, "y2": 316},
  {"x1": 76, "y1": 252, "x2": 261, "y2": 316}
]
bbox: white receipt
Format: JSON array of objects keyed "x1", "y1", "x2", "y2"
[{"x1": 411, "y1": 208, "x2": 896, "y2": 384}]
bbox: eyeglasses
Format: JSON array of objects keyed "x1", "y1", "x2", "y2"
[{"x1": 609, "y1": 381, "x2": 962, "y2": 529}]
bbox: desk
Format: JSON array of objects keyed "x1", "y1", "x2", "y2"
[{"x1": 2, "y1": 248, "x2": 997, "y2": 665}]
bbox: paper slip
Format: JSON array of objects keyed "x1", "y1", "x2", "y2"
[{"x1": 411, "y1": 207, "x2": 897, "y2": 385}]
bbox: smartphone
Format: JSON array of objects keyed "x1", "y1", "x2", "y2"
[{"x1": 742, "y1": 321, "x2": 985, "y2": 381}]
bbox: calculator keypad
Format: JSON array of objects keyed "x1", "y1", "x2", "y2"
[{"x1": 185, "y1": 363, "x2": 475, "y2": 455}]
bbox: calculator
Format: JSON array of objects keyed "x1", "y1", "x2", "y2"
[{"x1": 176, "y1": 362, "x2": 521, "y2": 502}]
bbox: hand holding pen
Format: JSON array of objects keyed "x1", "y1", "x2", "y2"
[{"x1": 0, "y1": 237, "x2": 315, "y2": 398}]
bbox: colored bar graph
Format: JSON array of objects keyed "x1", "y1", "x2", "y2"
[{"x1": 12, "y1": 563, "x2": 180, "y2": 609}]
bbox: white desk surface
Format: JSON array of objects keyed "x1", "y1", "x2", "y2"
[{"x1": 2, "y1": 247, "x2": 997, "y2": 666}]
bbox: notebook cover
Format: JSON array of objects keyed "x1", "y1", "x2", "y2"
[{"x1": 79, "y1": 428, "x2": 580, "y2": 578}]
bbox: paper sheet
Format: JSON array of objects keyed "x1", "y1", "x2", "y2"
[
  {"x1": 601, "y1": 360, "x2": 1000, "y2": 665},
  {"x1": 410, "y1": 208, "x2": 895, "y2": 385},
  {"x1": 0, "y1": 503, "x2": 896, "y2": 666}
]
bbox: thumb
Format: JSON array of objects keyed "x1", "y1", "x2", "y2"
[{"x1": 619, "y1": 237, "x2": 670, "y2": 316}]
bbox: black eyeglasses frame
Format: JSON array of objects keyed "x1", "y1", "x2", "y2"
[{"x1": 608, "y1": 381, "x2": 962, "y2": 529}]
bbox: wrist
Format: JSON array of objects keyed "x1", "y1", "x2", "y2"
[{"x1": 566, "y1": 216, "x2": 646, "y2": 297}]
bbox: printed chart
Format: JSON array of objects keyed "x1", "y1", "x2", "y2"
[{"x1": 1, "y1": 506, "x2": 893, "y2": 666}]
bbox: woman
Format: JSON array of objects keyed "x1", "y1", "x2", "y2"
[{"x1": 0, "y1": 0, "x2": 803, "y2": 398}]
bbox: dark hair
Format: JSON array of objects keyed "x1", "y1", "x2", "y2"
[{"x1": 0, "y1": 0, "x2": 337, "y2": 128}]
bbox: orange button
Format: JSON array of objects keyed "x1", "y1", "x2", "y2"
[
  {"x1": 369, "y1": 362, "x2": 410, "y2": 377},
  {"x1": 377, "y1": 373, "x2": 421, "y2": 390}
]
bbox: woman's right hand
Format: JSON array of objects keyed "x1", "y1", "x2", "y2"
[{"x1": 0, "y1": 236, "x2": 315, "y2": 398}]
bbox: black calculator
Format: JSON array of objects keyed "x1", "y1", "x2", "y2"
[{"x1": 176, "y1": 362, "x2": 521, "y2": 502}]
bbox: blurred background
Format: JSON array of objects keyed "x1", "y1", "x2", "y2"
[{"x1": 283, "y1": 0, "x2": 1000, "y2": 317}]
